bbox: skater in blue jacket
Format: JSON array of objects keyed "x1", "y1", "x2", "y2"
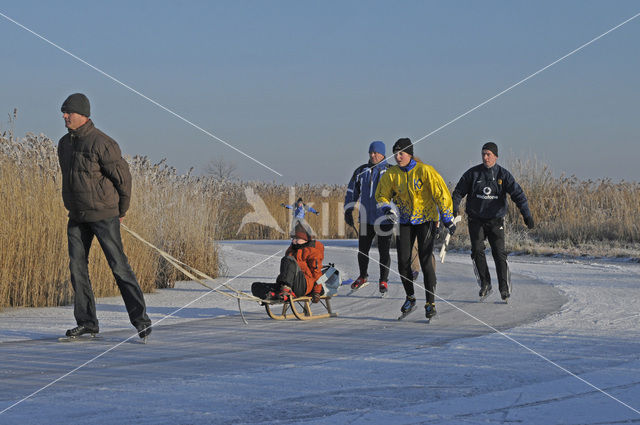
[
  {"x1": 281, "y1": 198, "x2": 319, "y2": 219},
  {"x1": 344, "y1": 141, "x2": 393, "y2": 295}
]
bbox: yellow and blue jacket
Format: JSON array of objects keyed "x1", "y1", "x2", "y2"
[{"x1": 375, "y1": 159, "x2": 454, "y2": 225}]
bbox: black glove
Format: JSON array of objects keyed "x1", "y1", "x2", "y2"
[
  {"x1": 314, "y1": 211, "x2": 320, "y2": 215},
  {"x1": 280, "y1": 203, "x2": 285, "y2": 207},
  {"x1": 524, "y1": 215, "x2": 534, "y2": 229},
  {"x1": 444, "y1": 220, "x2": 456, "y2": 236},
  {"x1": 344, "y1": 209, "x2": 354, "y2": 227}
]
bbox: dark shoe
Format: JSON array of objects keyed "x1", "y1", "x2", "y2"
[
  {"x1": 401, "y1": 296, "x2": 417, "y2": 313},
  {"x1": 479, "y1": 284, "x2": 492, "y2": 298},
  {"x1": 378, "y1": 281, "x2": 388, "y2": 294},
  {"x1": 351, "y1": 276, "x2": 367, "y2": 290},
  {"x1": 65, "y1": 325, "x2": 99, "y2": 337},
  {"x1": 136, "y1": 324, "x2": 152, "y2": 339},
  {"x1": 501, "y1": 290, "x2": 510, "y2": 301},
  {"x1": 425, "y1": 303, "x2": 436, "y2": 319}
]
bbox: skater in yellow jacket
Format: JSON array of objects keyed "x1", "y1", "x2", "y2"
[{"x1": 376, "y1": 138, "x2": 455, "y2": 320}]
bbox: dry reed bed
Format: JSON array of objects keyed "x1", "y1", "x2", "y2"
[
  {"x1": 2, "y1": 132, "x2": 639, "y2": 309},
  {"x1": 449, "y1": 159, "x2": 640, "y2": 256},
  {"x1": 0, "y1": 134, "x2": 221, "y2": 308}
]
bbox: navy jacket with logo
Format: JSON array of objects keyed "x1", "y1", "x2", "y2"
[
  {"x1": 345, "y1": 160, "x2": 390, "y2": 225},
  {"x1": 452, "y1": 164, "x2": 531, "y2": 220}
]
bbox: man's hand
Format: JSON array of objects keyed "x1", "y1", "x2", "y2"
[
  {"x1": 344, "y1": 209, "x2": 355, "y2": 227},
  {"x1": 119, "y1": 217, "x2": 124, "y2": 223},
  {"x1": 444, "y1": 220, "x2": 456, "y2": 236},
  {"x1": 312, "y1": 284, "x2": 323, "y2": 303},
  {"x1": 524, "y1": 215, "x2": 534, "y2": 229}
]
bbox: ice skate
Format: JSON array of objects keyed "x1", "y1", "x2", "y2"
[
  {"x1": 479, "y1": 284, "x2": 492, "y2": 301},
  {"x1": 397, "y1": 296, "x2": 417, "y2": 320},
  {"x1": 347, "y1": 276, "x2": 369, "y2": 295},
  {"x1": 424, "y1": 302, "x2": 437, "y2": 323},
  {"x1": 59, "y1": 325, "x2": 100, "y2": 342},
  {"x1": 379, "y1": 281, "x2": 388, "y2": 297}
]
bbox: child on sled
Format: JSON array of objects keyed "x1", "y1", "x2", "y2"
[{"x1": 252, "y1": 220, "x2": 325, "y2": 303}]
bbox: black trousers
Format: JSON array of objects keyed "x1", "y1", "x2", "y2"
[
  {"x1": 67, "y1": 217, "x2": 151, "y2": 329},
  {"x1": 358, "y1": 223, "x2": 393, "y2": 282},
  {"x1": 396, "y1": 222, "x2": 437, "y2": 303},
  {"x1": 468, "y1": 217, "x2": 509, "y2": 293},
  {"x1": 252, "y1": 255, "x2": 308, "y2": 299}
]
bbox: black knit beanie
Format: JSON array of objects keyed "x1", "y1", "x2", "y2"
[
  {"x1": 392, "y1": 138, "x2": 413, "y2": 156},
  {"x1": 61, "y1": 93, "x2": 90, "y2": 117},
  {"x1": 482, "y1": 142, "x2": 498, "y2": 157}
]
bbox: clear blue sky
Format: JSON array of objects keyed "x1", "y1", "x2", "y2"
[{"x1": 2, "y1": 1, "x2": 639, "y2": 184}]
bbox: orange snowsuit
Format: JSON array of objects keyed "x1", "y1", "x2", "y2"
[{"x1": 285, "y1": 240, "x2": 324, "y2": 296}]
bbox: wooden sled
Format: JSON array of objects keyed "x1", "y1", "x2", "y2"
[{"x1": 263, "y1": 295, "x2": 338, "y2": 321}]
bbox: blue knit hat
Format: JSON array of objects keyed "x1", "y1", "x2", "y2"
[{"x1": 368, "y1": 141, "x2": 385, "y2": 156}]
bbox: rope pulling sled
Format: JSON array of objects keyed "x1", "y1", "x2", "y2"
[{"x1": 121, "y1": 224, "x2": 339, "y2": 322}]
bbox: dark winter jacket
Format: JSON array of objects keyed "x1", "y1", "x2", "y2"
[
  {"x1": 286, "y1": 239, "x2": 324, "y2": 296},
  {"x1": 345, "y1": 159, "x2": 390, "y2": 225},
  {"x1": 452, "y1": 163, "x2": 531, "y2": 221},
  {"x1": 58, "y1": 120, "x2": 132, "y2": 222}
]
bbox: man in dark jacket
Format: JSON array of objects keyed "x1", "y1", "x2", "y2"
[
  {"x1": 344, "y1": 141, "x2": 393, "y2": 295},
  {"x1": 452, "y1": 142, "x2": 534, "y2": 302},
  {"x1": 57, "y1": 93, "x2": 152, "y2": 339}
]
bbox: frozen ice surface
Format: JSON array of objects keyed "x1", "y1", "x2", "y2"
[{"x1": 1, "y1": 240, "x2": 639, "y2": 424}]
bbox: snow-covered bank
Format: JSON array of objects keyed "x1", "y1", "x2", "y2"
[{"x1": 1, "y1": 241, "x2": 639, "y2": 424}]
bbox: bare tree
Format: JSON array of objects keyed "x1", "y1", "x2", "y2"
[{"x1": 205, "y1": 156, "x2": 238, "y2": 181}]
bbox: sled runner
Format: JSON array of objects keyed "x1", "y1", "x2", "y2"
[{"x1": 263, "y1": 294, "x2": 338, "y2": 321}]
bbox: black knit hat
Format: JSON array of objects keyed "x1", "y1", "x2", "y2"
[
  {"x1": 61, "y1": 93, "x2": 90, "y2": 117},
  {"x1": 392, "y1": 138, "x2": 413, "y2": 156},
  {"x1": 481, "y1": 142, "x2": 498, "y2": 157}
]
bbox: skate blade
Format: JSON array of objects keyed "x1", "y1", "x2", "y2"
[
  {"x1": 397, "y1": 306, "x2": 417, "y2": 320},
  {"x1": 479, "y1": 289, "x2": 493, "y2": 302},
  {"x1": 346, "y1": 281, "x2": 370, "y2": 296},
  {"x1": 58, "y1": 334, "x2": 102, "y2": 342}
]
